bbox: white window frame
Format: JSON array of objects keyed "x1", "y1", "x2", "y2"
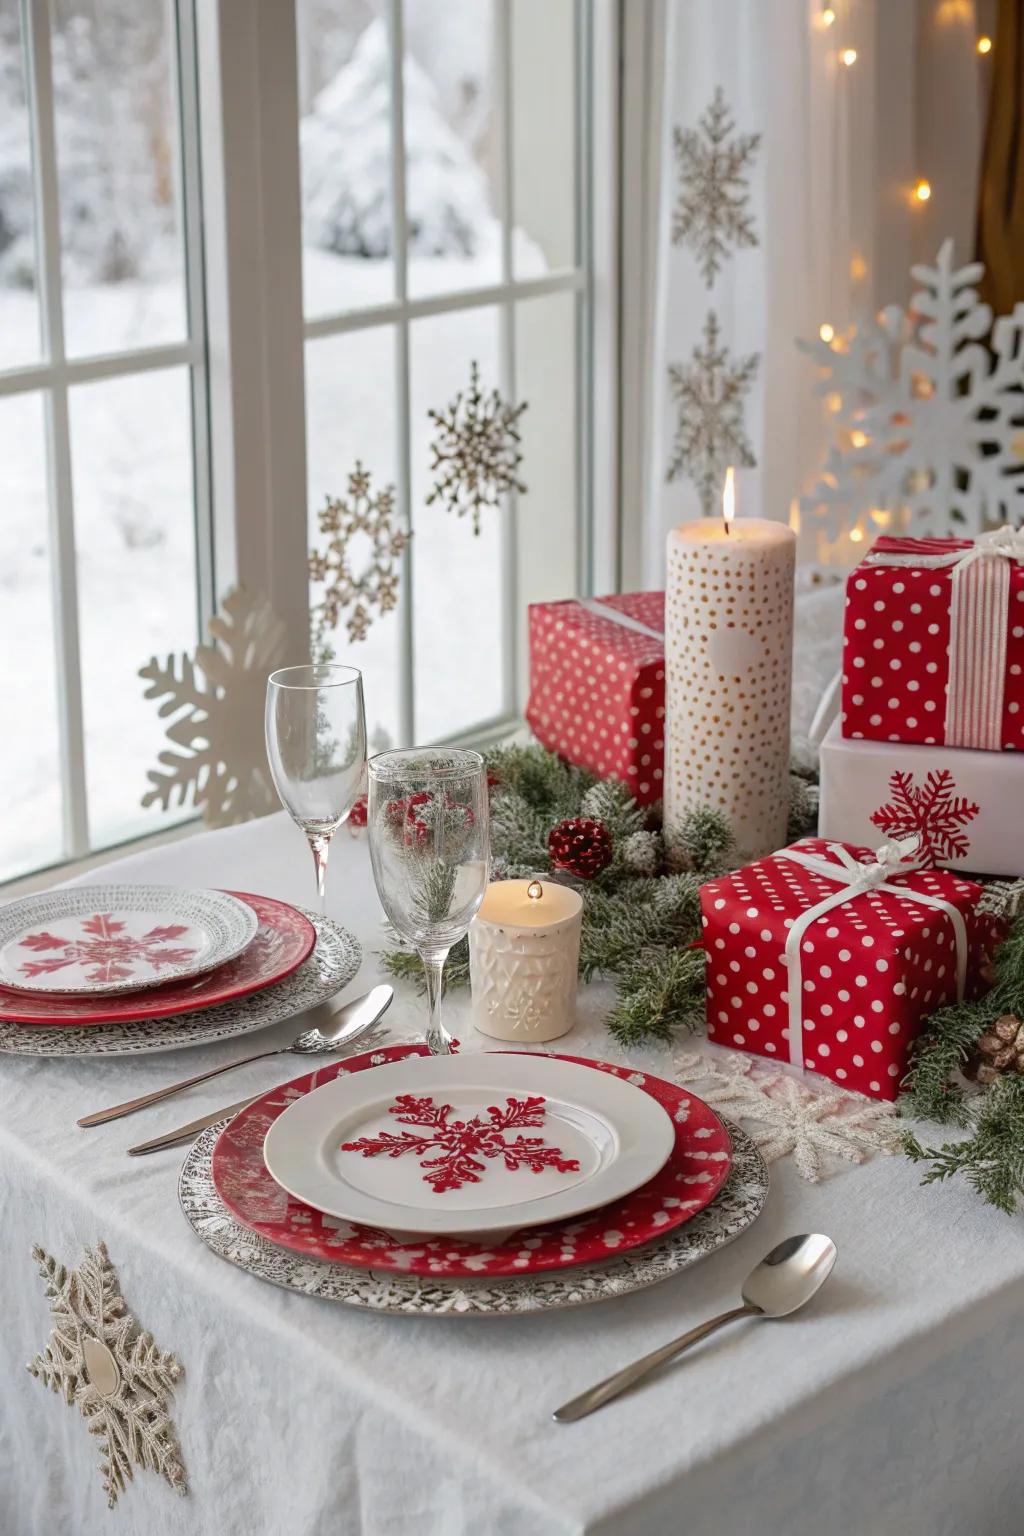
[
  {"x1": 198, "y1": 0, "x2": 620, "y2": 749},
  {"x1": 1, "y1": 0, "x2": 211, "y2": 868}
]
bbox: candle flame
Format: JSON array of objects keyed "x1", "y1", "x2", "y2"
[
  {"x1": 527, "y1": 880, "x2": 544, "y2": 901},
  {"x1": 722, "y1": 466, "x2": 735, "y2": 534}
]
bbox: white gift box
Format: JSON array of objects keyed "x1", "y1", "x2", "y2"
[{"x1": 818, "y1": 719, "x2": 1024, "y2": 876}]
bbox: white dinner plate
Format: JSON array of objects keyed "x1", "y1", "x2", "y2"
[
  {"x1": 262, "y1": 1053, "x2": 676, "y2": 1239},
  {"x1": 0, "y1": 885, "x2": 259, "y2": 996}
]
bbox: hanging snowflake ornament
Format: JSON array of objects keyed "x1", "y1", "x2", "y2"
[
  {"x1": 672, "y1": 86, "x2": 760, "y2": 288},
  {"x1": 870, "y1": 768, "x2": 980, "y2": 864},
  {"x1": 426, "y1": 360, "x2": 528, "y2": 535},
  {"x1": 27, "y1": 1242, "x2": 186, "y2": 1510},
  {"x1": 140, "y1": 586, "x2": 286, "y2": 829},
  {"x1": 309, "y1": 461, "x2": 409, "y2": 649},
  {"x1": 666, "y1": 310, "x2": 759, "y2": 512},
  {"x1": 799, "y1": 238, "x2": 1024, "y2": 542}
]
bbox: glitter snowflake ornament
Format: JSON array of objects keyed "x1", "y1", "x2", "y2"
[
  {"x1": 870, "y1": 768, "x2": 980, "y2": 865},
  {"x1": 799, "y1": 239, "x2": 1024, "y2": 542},
  {"x1": 27, "y1": 1242, "x2": 186, "y2": 1509},
  {"x1": 672, "y1": 86, "x2": 760, "y2": 288},
  {"x1": 140, "y1": 586, "x2": 286, "y2": 828},
  {"x1": 427, "y1": 360, "x2": 528, "y2": 534},
  {"x1": 309, "y1": 461, "x2": 409, "y2": 648},
  {"x1": 667, "y1": 311, "x2": 759, "y2": 512}
]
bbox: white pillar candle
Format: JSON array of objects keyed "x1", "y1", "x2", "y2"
[
  {"x1": 664, "y1": 479, "x2": 795, "y2": 862},
  {"x1": 469, "y1": 879, "x2": 583, "y2": 1042}
]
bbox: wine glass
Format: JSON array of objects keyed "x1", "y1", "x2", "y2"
[
  {"x1": 265, "y1": 664, "x2": 366, "y2": 912},
  {"x1": 367, "y1": 748, "x2": 490, "y2": 1055}
]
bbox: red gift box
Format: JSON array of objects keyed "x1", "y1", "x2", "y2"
[
  {"x1": 842, "y1": 533, "x2": 1024, "y2": 751},
  {"x1": 526, "y1": 593, "x2": 666, "y2": 805},
  {"x1": 700, "y1": 836, "x2": 1000, "y2": 1101}
]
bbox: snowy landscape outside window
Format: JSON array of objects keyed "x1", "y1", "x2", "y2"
[
  {"x1": 299, "y1": 0, "x2": 590, "y2": 753},
  {"x1": 0, "y1": 0, "x2": 206, "y2": 882}
]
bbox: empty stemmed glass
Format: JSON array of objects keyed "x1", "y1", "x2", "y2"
[
  {"x1": 367, "y1": 748, "x2": 490, "y2": 1054},
  {"x1": 265, "y1": 664, "x2": 366, "y2": 912}
]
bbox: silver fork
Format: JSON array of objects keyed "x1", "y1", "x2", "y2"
[{"x1": 77, "y1": 984, "x2": 393, "y2": 1128}]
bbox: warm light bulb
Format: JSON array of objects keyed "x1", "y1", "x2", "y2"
[
  {"x1": 722, "y1": 466, "x2": 736, "y2": 530},
  {"x1": 849, "y1": 527, "x2": 865, "y2": 543},
  {"x1": 825, "y1": 391, "x2": 842, "y2": 414},
  {"x1": 977, "y1": 34, "x2": 993, "y2": 54},
  {"x1": 850, "y1": 253, "x2": 867, "y2": 281},
  {"x1": 840, "y1": 46, "x2": 858, "y2": 66},
  {"x1": 821, "y1": 5, "x2": 836, "y2": 24},
  {"x1": 819, "y1": 322, "x2": 835, "y2": 344},
  {"x1": 851, "y1": 429, "x2": 868, "y2": 448},
  {"x1": 914, "y1": 178, "x2": 932, "y2": 203}
]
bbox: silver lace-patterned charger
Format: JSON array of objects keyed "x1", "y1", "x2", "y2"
[
  {"x1": 0, "y1": 910, "x2": 360, "y2": 1058},
  {"x1": 179, "y1": 1116, "x2": 768, "y2": 1316}
]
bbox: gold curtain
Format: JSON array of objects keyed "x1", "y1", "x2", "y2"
[{"x1": 976, "y1": 0, "x2": 1024, "y2": 311}]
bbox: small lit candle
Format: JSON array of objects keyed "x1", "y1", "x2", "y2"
[
  {"x1": 664, "y1": 470, "x2": 796, "y2": 861},
  {"x1": 469, "y1": 879, "x2": 583, "y2": 1042}
]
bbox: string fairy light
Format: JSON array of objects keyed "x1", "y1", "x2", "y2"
[
  {"x1": 977, "y1": 34, "x2": 992, "y2": 54},
  {"x1": 821, "y1": 5, "x2": 836, "y2": 25},
  {"x1": 840, "y1": 46, "x2": 858, "y2": 66},
  {"x1": 913, "y1": 178, "x2": 932, "y2": 203},
  {"x1": 819, "y1": 322, "x2": 835, "y2": 343}
]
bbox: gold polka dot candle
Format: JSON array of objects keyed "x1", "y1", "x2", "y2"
[{"x1": 664, "y1": 470, "x2": 796, "y2": 861}]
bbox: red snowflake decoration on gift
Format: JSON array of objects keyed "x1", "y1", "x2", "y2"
[
  {"x1": 340, "y1": 1093, "x2": 580, "y2": 1194},
  {"x1": 17, "y1": 914, "x2": 195, "y2": 984},
  {"x1": 869, "y1": 769, "x2": 980, "y2": 864}
]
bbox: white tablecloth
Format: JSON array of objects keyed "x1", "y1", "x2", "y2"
[{"x1": 3, "y1": 813, "x2": 1023, "y2": 1536}]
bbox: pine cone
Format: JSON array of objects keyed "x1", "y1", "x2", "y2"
[
  {"x1": 547, "y1": 817, "x2": 613, "y2": 880},
  {"x1": 969, "y1": 1014, "x2": 1024, "y2": 1084}
]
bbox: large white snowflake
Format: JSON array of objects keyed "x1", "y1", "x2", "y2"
[
  {"x1": 27, "y1": 1241, "x2": 186, "y2": 1510},
  {"x1": 140, "y1": 586, "x2": 287, "y2": 828},
  {"x1": 799, "y1": 239, "x2": 1024, "y2": 541},
  {"x1": 675, "y1": 1050, "x2": 900, "y2": 1182},
  {"x1": 667, "y1": 311, "x2": 759, "y2": 513},
  {"x1": 672, "y1": 86, "x2": 760, "y2": 288}
]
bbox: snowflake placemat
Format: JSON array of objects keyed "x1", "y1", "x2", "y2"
[
  {"x1": 27, "y1": 1242, "x2": 186, "y2": 1510},
  {"x1": 675, "y1": 1049, "x2": 900, "y2": 1182}
]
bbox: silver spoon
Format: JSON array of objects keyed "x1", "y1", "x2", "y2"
[
  {"x1": 77, "y1": 984, "x2": 394, "y2": 1128},
  {"x1": 552, "y1": 1233, "x2": 838, "y2": 1423}
]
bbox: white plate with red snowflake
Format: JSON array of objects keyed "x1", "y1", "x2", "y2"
[
  {"x1": 0, "y1": 885, "x2": 259, "y2": 996},
  {"x1": 262, "y1": 1053, "x2": 676, "y2": 1239}
]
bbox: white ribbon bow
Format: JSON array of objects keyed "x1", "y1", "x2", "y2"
[{"x1": 775, "y1": 838, "x2": 968, "y2": 1071}]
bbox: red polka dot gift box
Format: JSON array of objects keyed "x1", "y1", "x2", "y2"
[
  {"x1": 841, "y1": 530, "x2": 1024, "y2": 752},
  {"x1": 526, "y1": 593, "x2": 666, "y2": 805},
  {"x1": 700, "y1": 835, "x2": 1000, "y2": 1101}
]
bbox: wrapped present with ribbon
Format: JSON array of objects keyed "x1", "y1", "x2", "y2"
[
  {"x1": 526, "y1": 593, "x2": 666, "y2": 805},
  {"x1": 700, "y1": 835, "x2": 1002, "y2": 1100},
  {"x1": 841, "y1": 528, "x2": 1024, "y2": 751}
]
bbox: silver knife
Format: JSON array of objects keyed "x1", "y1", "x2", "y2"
[
  {"x1": 80, "y1": 984, "x2": 392, "y2": 1129},
  {"x1": 127, "y1": 1095, "x2": 259, "y2": 1156}
]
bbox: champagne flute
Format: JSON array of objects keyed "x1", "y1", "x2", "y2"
[
  {"x1": 265, "y1": 664, "x2": 366, "y2": 912},
  {"x1": 367, "y1": 748, "x2": 489, "y2": 1054}
]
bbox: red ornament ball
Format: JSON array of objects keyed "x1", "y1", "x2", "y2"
[{"x1": 547, "y1": 817, "x2": 613, "y2": 880}]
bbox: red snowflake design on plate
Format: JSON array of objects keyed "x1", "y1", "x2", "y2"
[
  {"x1": 17, "y1": 914, "x2": 195, "y2": 984},
  {"x1": 869, "y1": 769, "x2": 980, "y2": 864},
  {"x1": 340, "y1": 1092, "x2": 580, "y2": 1193}
]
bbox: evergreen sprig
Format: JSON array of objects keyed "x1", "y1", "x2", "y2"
[{"x1": 903, "y1": 1075, "x2": 1024, "y2": 1215}]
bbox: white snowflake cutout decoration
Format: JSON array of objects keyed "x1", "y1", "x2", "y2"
[
  {"x1": 27, "y1": 1241, "x2": 186, "y2": 1510},
  {"x1": 140, "y1": 586, "x2": 287, "y2": 828},
  {"x1": 799, "y1": 238, "x2": 1024, "y2": 542},
  {"x1": 869, "y1": 768, "x2": 979, "y2": 865},
  {"x1": 667, "y1": 311, "x2": 759, "y2": 513},
  {"x1": 672, "y1": 86, "x2": 760, "y2": 288}
]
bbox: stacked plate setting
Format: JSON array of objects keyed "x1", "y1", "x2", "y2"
[
  {"x1": 185, "y1": 1041, "x2": 769, "y2": 1314},
  {"x1": 0, "y1": 884, "x2": 362, "y2": 1056}
]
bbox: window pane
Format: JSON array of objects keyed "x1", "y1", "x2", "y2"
[
  {"x1": 70, "y1": 367, "x2": 198, "y2": 846},
  {"x1": 0, "y1": 0, "x2": 42, "y2": 369},
  {"x1": 405, "y1": 0, "x2": 501, "y2": 299},
  {"x1": 512, "y1": 0, "x2": 576, "y2": 278},
  {"x1": 306, "y1": 326, "x2": 404, "y2": 749},
  {"x1": 51, "y1": 0, "x2": 188, "y2": 358},
  {"x1": 0, "y1": 392, "x2": 62, "y2": 878},
  {"x1": 514, "y1": 290, "x2": 578, "y2": 698},
  {"x1": 297, "y1": 2, "x2": 395, "y2": 318},
  {"x1": 411, "y1": 307, "x2": 504, "y2": 739}
]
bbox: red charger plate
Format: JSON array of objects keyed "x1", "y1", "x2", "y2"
[
  {"x1": 0, "y1": 892, "x2": 315, "y2": 1026},
  {"x1": 211, "y1": 1044, "x2": 732, "y2": 1279}
]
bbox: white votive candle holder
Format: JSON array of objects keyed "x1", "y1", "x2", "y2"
[{"x1": 469, "y1": 878, "x2": 583, "y2": 1042}]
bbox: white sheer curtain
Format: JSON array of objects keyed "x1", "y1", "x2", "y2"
[{"x1": 639, "y1": 0, "x2": 992, "y2": 585}]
